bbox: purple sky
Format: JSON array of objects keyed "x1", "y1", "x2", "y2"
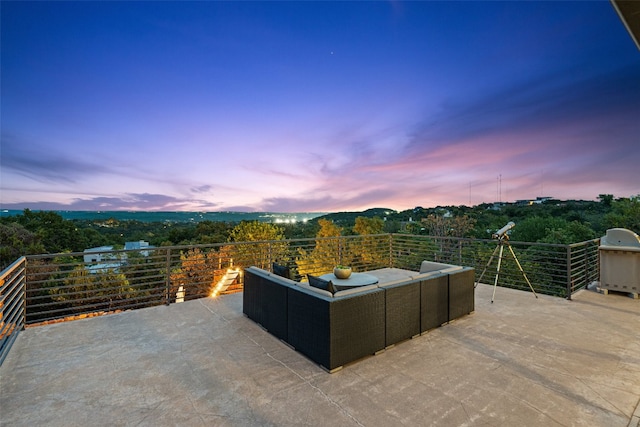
[{"x1": 2, "y1": 1, "x2": 639, "y2": 213}]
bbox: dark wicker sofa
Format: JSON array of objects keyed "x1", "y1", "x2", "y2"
[
  {"x1": 366, "y1": 263, "x2": 475, "y2": 347},
  {"x1": 243, "y1": 262, "x2": 475, "y2": 372},
  {"x1": 242, "y1": 267, "x2": 295, "y2": 342},
  {"x1": 243, "y1": 267, "x2": 385, "y2": 372},
  {"x1": 287, "y1": 283, "x2": 385, "y2": 372}
]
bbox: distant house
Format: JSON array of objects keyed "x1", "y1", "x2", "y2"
[
  {"x1": 124, "y1": 240, "x2": 154, "y2": 257},
  {"x1": 124, "y1": 240, "x2": 150, "y2": 250},
  {"x1": 85, "y1": 262, "x2": 123, "y2": 275},
  {"x1": 533, "y1": 196, "x2": 553, "y2": 204},
  {"x1": 83, "y1": 246, "x2": 123, "y2": 274},
  {"x1": 83, "y1": 241, "x2": 154, "y2": 273},
  {"x1": 515, "y1": 196, "x2": 554, "y2": 206},
  {"x1": 83, "y1": 246, "x2": 116, "y2": 264}
]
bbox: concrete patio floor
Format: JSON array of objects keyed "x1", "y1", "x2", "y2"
[{"x1": 1, "y1": 284, "x2": 639, "y2": 427}]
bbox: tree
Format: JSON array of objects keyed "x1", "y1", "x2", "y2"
[
  {"x1": 49, "y1": 265, "x2": 134, "y2": 313},
  {"x1": 404, "y1": 221, "x2": 424, "y2": 235},
  {"x1": 170, "y1": 248, "x2": 221, "y2": 300},
  {"x1": 598, "y1": 194, "x2": 614, "y2": 208},
  {"x1": 510, "y1": 216, "x2": 566, "y2": 242},
  {"x1": 420, "y1": 214, "x2": 476, "y2": 263},
  {"x1": 167, "y1": 225, "x2": 197, "y2": 245},
  {"x1": 382, "y1": 219, "x2": 401, "y2": 233},
  {"x1": 315, "y1": 219, "x2": 341, "y2": 238},
  {"x1": 421, "y1": 214, "x2": 476, "y2": 238},
  {"x1": 540, "y1": 221, "x2": 597, "y2": 244},
  {"x1": 604, "y1": 196, "x2": 640, "y2": 233},
  {"x1": 351, "y1": 216, "x2": 387, "y2": 267},
  {"x1": 0, "y1": 209, "x2": 90, "y2": 254},
  {"x1": 296, "y1": 219, "x2": 343, "y2": 277},
  {"x1": 353, "y1": 216, "x2": 384, "y2": 235},
  {"x1": 195, "y1": 221, "x2": 231, "y2": 244},
  {"x1": 227, "y1": 221, "x2": 288, "y2": 269},
  {"x1": 0, "y1": 223, "x2": 46, "y2": 269},
  {"x1": 120, "y1": 251, "x2": 164, "y2": 301}
]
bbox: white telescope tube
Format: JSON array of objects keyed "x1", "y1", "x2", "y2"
[{"x1": 493, "y1": 221, "x2": 515, "y2": 239}]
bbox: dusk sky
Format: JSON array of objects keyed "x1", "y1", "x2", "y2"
[{"x1": 1, "y1": 1, "x2": 639, "y2": 213}]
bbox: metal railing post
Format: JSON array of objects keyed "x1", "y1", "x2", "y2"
[
  {"x1": 595, "y1": 239, "x2": 601, "y2": 285},
  {"x1": 580, "y1": 243, "x2": 586, "y2": 290},
  {"x1": 566, "y1": 245, "x2": 572, "y2": 300},
  {"x1": 21, "y1": 257, "x2": 27, "y2": 330},
  {"x1": 165, "y1": 247, "x2": 172, "y2": 305}
]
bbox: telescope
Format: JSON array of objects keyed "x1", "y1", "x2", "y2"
[
  {"x1": 492, "y1": 221, "x2": 515, "y2": 239},
  {"x1": 478, "y1": 219, "x2": 538, "y2": 303}
]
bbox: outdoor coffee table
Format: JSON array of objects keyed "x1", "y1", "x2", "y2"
[{"x1": 319, "y1": 272, "x2": 379, "y2": 291}]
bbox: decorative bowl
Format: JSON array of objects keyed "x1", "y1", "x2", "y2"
[{"x1": 333, "y1": 266, "x2": 352, "y2": 279}]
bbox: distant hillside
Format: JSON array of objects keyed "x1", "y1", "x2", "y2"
[
  {"x1": 313, "y1": 208, "x2": 397, "y2": 225},
  {"x1": 0, "y1": 210, "x2": 327, "y2": 224}
]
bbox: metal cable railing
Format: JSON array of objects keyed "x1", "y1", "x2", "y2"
[
  {"x1": 0, "y1": 257, "x2": 26, "y2": 366},
  {"x1": 568, "y1": 238, "x2": 601, "y2": 295},
  {"x1": 0, "y1": 234, "x2": 601, "y2": 364},
  {"x1": 388, "y1": 235, "x2": 582, "y2": 297}
]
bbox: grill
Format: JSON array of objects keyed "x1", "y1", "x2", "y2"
[{"x1": 599, "y1": 228, "x2": 640, "y2": 298}]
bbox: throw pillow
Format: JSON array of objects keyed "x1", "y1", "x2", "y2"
[
  {"x1": 307, "y1": 274, "x2": 337, "y2": 294},
  {"x1": 272, "y1": 262, "x2": 291, "y2": 279}
]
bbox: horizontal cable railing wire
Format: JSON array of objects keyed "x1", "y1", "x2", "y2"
[
  {"x1": 25, "y1": 244, "x2": 234, "y2": 324},
  {"x1": 0, "y1": 256, "x2": 26, "y2": 366},
  {"x1": 389, "y1": 235, "x2": 588, "y2": 298},
  {"x1": 568, "y1": 239, "x2": 600, "y2": 295},
  {"x1": 13, "y1": 234, "x2": 601, "y2": 326}
]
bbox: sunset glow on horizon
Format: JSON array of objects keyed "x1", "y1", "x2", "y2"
[{"x1": 1, "y1": 1, "x2": 639, "y2": 213}]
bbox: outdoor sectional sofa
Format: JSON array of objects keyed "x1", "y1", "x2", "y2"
[{"x1": 242, "y1": 262, "x2": 475, "y2": 372}]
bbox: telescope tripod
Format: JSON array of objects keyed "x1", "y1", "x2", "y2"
[{"x1": 475, "y1": 236, "x2": 538, "y2": 303}]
